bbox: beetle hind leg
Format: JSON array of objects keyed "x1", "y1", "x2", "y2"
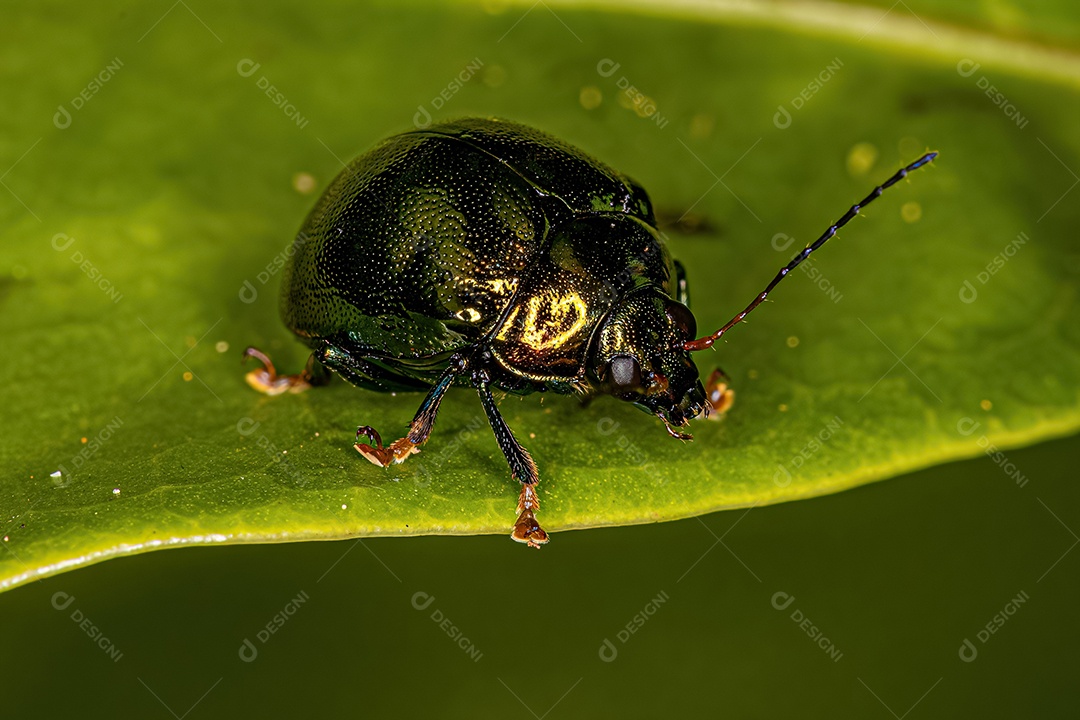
[
  {"x1": 354, "y1": 426, "x2": 420, "y2": 466},
  {"x1": 243, "y1": 347, "x2": 330, "y2": 395},
  {"x1": 353, "y1": 361, "x2": 458, "y2": 467}
]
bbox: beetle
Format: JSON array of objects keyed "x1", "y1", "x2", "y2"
[{"x1": 243, "y1": 117, "x2": 936, "y2": 547}]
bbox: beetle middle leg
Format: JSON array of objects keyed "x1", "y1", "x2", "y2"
[{"x1": 471, "y1": 368, "x2": 549, "y2": 548}]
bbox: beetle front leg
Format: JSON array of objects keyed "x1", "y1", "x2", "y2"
[
  {"x1": 702, "y1": 368, "x2": 735, "y2": 420},
  {"x1": 472, "y1": 369, "x2": 549, "y2": 548},
  {"x1": 243, "y1": 347, "x2": 331, "y2": 395},
  {"x1": 354, "y1": 358, "x2": 461, "y2": 467}
]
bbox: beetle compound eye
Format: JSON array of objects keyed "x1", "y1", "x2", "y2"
[
  {"x1": 609, "y1": 355, "x2": 642, "y2": 391},
  {"x1": 665, "y1": 302, "x2": 696, "y2": 340}
]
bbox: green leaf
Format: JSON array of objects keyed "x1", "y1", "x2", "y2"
[{"x1": 2, "y1": 0, "x2": 1077, "y2": 592}]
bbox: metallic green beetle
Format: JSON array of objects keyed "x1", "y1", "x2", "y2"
[{"x1": 244, "y1": 117, "x2": 936, "y2": 546}]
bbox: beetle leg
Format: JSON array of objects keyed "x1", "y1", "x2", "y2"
[
  {"x1": 354, "y1": 425, "x2": 419, "y2": 466},
  {"x1": 243, "y1": 347, "x2": 330, "y2": 395},
  {"x1": 472, "y1": 370, "x2": 549, "y2": 548},
  {"x1": 354, "y1": 361, "x2": 460, "y2": 467},
  {"x1": 514, "y1": 484, "x2": 547, "y2": 549},
  {"x1": 702, "y1": 368, "x2": 735, "y2": 420},
  {"x1": 657, "y1": 412, "x2": 694, "y2": 440}
]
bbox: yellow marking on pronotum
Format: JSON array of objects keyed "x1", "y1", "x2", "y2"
[{"x1": 517, "y1": 293, "x2": 589, "y2": 351}]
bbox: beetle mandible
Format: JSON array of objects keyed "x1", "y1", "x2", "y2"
[{"x1": 243, "y1": 117, "x2": 936, "y2": 547}]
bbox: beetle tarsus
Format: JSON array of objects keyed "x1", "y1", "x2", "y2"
[
  {"x1": 512, "y1": 483, "x2": 549, "y2": 548},
  {"x1": 702, "y1": 368, "x2": 735, "y2": 420},
  {"x1": 354, "y1": 425, "x2": 419, "y2": 466},
  {"x1": 657, "y1": 412, "x2": 694, "y2": 441},
  {"x1": 242, "y1": 346, "x2": 317, "y2": 395},
  {"x1": 352, "y1": 368, "x2": 458, "y2": 467}
]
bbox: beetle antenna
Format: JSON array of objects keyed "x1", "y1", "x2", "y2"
[{"x1": 683, "y1": 151, "x2": 937, "y2": 352}]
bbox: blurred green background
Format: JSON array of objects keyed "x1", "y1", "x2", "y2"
[
  {"x1": 2, "y1": 0, "x2": 1078, "y2": 716},
  {"x1": 3, "y1": 435, "x2": 1078, "y2": 716}
]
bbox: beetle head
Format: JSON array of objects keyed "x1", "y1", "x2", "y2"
[{"x1": 590, "y1": 287, "x2": 707, "y2": 438}]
